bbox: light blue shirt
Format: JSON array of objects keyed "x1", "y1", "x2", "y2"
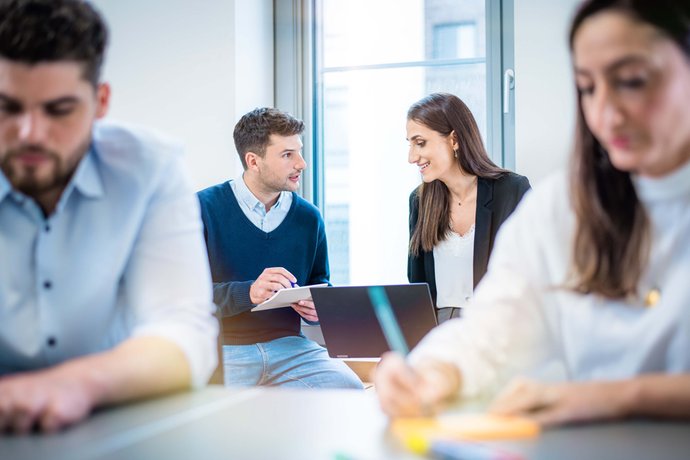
[
  {"x1": 0, "y1": 121, "x2": 217, "y2": 387},
  {"x1": 229, "y1": 173, "x2": 293, "y2": 232}
]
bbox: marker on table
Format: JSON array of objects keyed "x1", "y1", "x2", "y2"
[
  {"x1": 406, "y1": 436, "x2": 524, "y2": 460},
  {"x1": 426, "y1": 439, "x2": 524, "y2": 460},
  {"x1": 367, "y1": 286, "x2": 409, "y2": 355}
]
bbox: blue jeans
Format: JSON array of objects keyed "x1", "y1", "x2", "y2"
[{"x1": 222, "y1": 335, "x2": 363, "y2": 389}]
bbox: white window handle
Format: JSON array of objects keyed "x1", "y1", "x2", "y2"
[{"x1": 503, "y1": 68, "x2": 515, "y2": 114}]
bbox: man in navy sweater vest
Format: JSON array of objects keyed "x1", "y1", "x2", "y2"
[{"x1": 198, "y1": 108, "x2": 362, "y2": 389}]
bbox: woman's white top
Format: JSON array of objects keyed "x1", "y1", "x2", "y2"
[
  {"x1": 410, "y1": 160, "x2": 690, "y2": 398},
  {"x1": 433, "y1": 226, "x2": 475, "y2": 309}
]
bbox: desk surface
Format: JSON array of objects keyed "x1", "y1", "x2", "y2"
[{"x1": 2, "y1": 386, "x2": 689, "y2": 460}]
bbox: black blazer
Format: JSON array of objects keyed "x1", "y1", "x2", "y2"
[{"x1": 407, "y1": 172, "x2": 531, "y2": 306}]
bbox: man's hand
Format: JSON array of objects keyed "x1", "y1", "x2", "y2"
[
  {"x1": 489, "y1": 377, "x2": 633, "y2": 427},
  {"x1": 249, "y1": 267, "x2": 297, "y2": 304},
  {"x1": 0, "y1": 367, "x2": 98, "y2": 434},
  {"x1": 373, "y1": 352, "x2": 461, "y2": 417},
  {"x1": 292, "y1": 299, "x2": 319, "y2": 322}
]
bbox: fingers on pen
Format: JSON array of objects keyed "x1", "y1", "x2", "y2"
[
  {"x1": 375, "y1": 353, "x2": 428, "y2": 417},
  {"x1": 378, "y1": 386, "x2": 427, "y2": 417},
  {"x1": 253, "y1": 279, "x2": 289, "y2": 298},
  {"x1": 265, "y1": 279, "x2": 291, "y2": 291},
  {"x1": 261, "y1": 267, "x2": 297, "y2": 285}
]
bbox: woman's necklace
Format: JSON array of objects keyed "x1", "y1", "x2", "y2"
[{"x1": 454, "y1": 177, "x2": 478, "y2": 207}]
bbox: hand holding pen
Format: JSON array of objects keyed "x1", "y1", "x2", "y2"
[
  {"x1": 367, "y1": 286, "x2": 461, "y2": 417},
  {"x1": 249, "y1": 267, "x2": 298, "y2": 304},
  {"x1": 374, "y1": 352, "x2": 461, "y2": 417}
]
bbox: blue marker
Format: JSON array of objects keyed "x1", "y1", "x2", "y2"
[
  {"x1": 429, "y1": 440, "x2": 523, "y2": 460},
  {"x1": 290, "y1": 281, "x2": 299, "y2": 288},
  {"x1": 367, "y1": 286, "x2": 409, "y2": 355}
]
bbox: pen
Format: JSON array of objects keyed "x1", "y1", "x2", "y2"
[
  {"x1": 367, "y1": 286, "x2": 409, "y2": 355},
  {"x1": 290, "y1": 281, "x2": 299, "y2": 288}
]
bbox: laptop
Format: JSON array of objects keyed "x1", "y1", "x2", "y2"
[{"x1": 310, "y1": 283, "x2": 438, "y2": 359}]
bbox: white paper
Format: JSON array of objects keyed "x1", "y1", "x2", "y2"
[{"x1": 250, "y1": 283, "x2": 328, "y2": 312}]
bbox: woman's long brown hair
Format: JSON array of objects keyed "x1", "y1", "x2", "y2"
[
  {"x1": 567, "y1": 0, "x2": 690, "y2": 298},
  {"x1": 408, "y1": 93, "x2": 507, "y2": 256}
]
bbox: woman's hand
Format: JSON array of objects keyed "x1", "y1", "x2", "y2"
[
  {"x1": 489, "y1": 377, "x2": 634, "y2": 427},
  {"x1": 373, "y1": 352, "x2": 462, "y2": 417}
]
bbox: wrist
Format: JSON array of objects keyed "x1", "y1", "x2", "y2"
[
  {"x1": 55, "y1": 355, "x2": 112, "y2": 407},
  {"x1": 616, "y1": 378, "x2": 642, "y2": 418},
  {"x1": 248, "y1": 281, "x2": 261, "y2": 305}
]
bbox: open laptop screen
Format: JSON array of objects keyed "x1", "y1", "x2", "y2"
[{"x1": 310, "y1": 284, "x2": 438, "y2": 359}]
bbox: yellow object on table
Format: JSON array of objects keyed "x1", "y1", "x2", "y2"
[{"x1": 391, "y1": 413, "x2": 540, "y2": 446}]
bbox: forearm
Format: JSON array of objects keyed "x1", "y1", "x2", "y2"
[
  {"x1": 55, "y1": 336, "x2": 192, "y2": 407},
  {"x1": 213, "y1": 280, "x2": 255, "y2": 317},
  {"x1": 623, "y1": 374, "x2": 690, "y2": 419}
]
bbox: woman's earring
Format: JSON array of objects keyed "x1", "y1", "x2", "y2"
[{"x1": 453, "y1": 149, "x2": 459, "y2": 159}]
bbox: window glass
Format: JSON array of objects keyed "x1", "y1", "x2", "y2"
[{"x1": 317, "y1": 0, "x2": 487, "y2": 285}]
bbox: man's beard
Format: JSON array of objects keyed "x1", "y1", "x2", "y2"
[{"x1": 0, "y1": 143, "x2": 83, "y2": 197}]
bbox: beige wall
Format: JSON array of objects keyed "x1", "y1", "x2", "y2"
[{"x1": 92, "y1": 0, "x2": 273, "y2": 190}]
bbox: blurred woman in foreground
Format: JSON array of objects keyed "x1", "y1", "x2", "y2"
[{"x1": 375, "y1": 0, "x2": 690, "y2": 426}]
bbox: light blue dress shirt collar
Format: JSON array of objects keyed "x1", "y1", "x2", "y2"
[{"x1": 230, "y1": 172, "x2": 293, "y2": 232}]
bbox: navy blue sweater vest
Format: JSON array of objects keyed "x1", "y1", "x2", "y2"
[{"x1": 198, "y1": 181, "x2": 330, "y2": 345}]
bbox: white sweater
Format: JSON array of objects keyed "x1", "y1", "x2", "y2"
[{"x1": 410, "y1": 161, "x2": 690, "y2": 398}]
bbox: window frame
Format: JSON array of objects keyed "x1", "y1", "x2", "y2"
[{"x1": 275, "y1": 0, "x2": 514, "y2": 205}]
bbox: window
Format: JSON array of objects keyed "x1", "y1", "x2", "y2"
[
  {"x1": 276, "y1": 0, "x2": 513, "y2": 286},
  {"x1": 433, "y1": 22, "x2": 477, "y2": 59}
]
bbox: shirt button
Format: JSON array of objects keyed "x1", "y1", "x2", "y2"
[
  {"x1": 44, "y1": 280, "x2": 52, "y2": 289},
  {"x1": 45, "y1": 224, "x2": 51, "y2": 232},
  {"x1": 47, "y1": 337, "x2": 57, "y2": 347}
]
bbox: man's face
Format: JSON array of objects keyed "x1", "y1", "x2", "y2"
[
  {"x1": 254, "y1": 133, "x2": 306, "y2": 193},
  {"x1": 0, "y1": 59, "x2": 109, "y2": 197}
]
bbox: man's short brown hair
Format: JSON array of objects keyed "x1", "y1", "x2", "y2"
[
  {"x1": 0, "y1": 0, "x2": 108, "y2": 87},
  {"x1": 233, "y1": 107, "x2": 305, "y2": 169}
]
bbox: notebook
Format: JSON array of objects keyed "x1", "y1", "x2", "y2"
[
  {"x1": 310, "y1": 284, "x2": 438, "y2": 358},
  {"x1": 251, "y1": 283, "x2": 328, "y2": 312}
]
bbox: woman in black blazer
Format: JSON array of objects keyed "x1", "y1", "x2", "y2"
[{"x1": 406, "y1": 93, "x2": 530, "y2": 322}]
